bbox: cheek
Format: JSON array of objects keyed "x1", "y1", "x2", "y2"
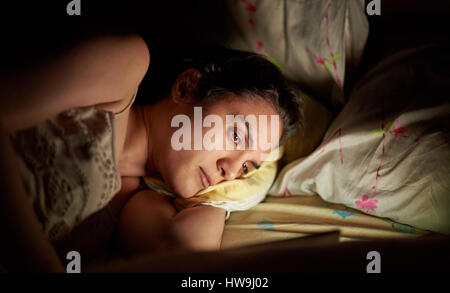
[
  {"x1": 162, "y1": 149, "x2": 203, "y2": 198},
  {"x1": 163, "y1": 149, "x2": 192, "y2": 177}
]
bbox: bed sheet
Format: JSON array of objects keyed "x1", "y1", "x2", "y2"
[{"x1": 221, "y1": 194, "x2": 430, "y2": 249}]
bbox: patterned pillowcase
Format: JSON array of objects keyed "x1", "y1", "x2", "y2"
[
  {"x1": 221, "y1": 0, "x2": 368, "y2": 110},
  {"x1": 268, "y1": 45, "x2": 450, "y2": 234},
  {"x1": 281, "y1": 84, "x2": 334, "y2": 166}
]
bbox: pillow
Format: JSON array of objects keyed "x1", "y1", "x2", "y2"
[
  {"x1": 221, "y1": 0, "x2": 369, "y2": 110},
  {"x1": 281, "y1": 84, "x2": 334, "y2": 166},
  {"x1": 268, "y1": 44, "x2": 450, "y2": 234},
  {"x1": 142, "y1": 147, "x2": 283, "y2": 220}
]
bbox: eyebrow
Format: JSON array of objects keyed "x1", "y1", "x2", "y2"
[{"x1": 251, "y1": 161, "x2": 260, "y2": 169}]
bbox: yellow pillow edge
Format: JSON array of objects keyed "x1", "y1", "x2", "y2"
[
  {"x1": 141, "y1": 148, "x2": 283, "y2": 209},
  {"x1": 173, "y1": 160, "x2": 278, "y2": 209},
  {"x1": 176, "y1": 147, "x2": 283, "y2": 204}
]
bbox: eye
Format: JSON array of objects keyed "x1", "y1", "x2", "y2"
[
  {"x1": 227, "y1": 126, "x2": 245, "y2": 149},
  {"x1": 242, "y1": 161, "x2": 259, "y2": 176},
  {"x1": 242, "y1": 162, "x2": 249, "y2": 174},
  {"x1": 232, "y1": 130, "x2": 241, "y2": 145}
]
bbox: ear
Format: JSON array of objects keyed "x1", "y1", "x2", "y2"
[{"x1": 171, "y1": 68, "x2": 202, "y2": 104}]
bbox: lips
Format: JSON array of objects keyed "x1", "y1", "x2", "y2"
[{"x1": 199, "y1": 167, "x2": 212, "y2": 189}]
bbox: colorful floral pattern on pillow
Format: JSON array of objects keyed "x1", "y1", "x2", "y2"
[
  {"x1": 222, "y1": 0, "x2": 368, "y2": 110},
  {"x1": 269, "y1": 45, "x2": 450, "y2": 234}
]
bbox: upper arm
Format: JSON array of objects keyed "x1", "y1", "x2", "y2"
[
  {"x1": 117, "y1": 189, "x2": 226, "y2": 255},
  {"x1": 171, "y1": 205, "x2": 227, "y2": 251},
  {"x1": 117, "y1": 189, "x2": 178, "y2": 255},
  {"x1": 0, "y1": 33, "x2": 150, "y2": 133}
]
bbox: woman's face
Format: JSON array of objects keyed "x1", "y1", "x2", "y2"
[{"x1": 159, "y1": 94, "x2": 282, "y2": 199}]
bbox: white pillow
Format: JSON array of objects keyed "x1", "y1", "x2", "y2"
[
  {"x1": 268, "y1": 45, "x2": 450, "y2": 234},
  {"x1": 222, "y1": 0, "x2": 368, "y2": 110}
]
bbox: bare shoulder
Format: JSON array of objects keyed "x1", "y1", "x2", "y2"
[
  {"x1": 0, "y1": 32, "x2": 150, "y2": 132},
  {"x1": 79, "y1": 33, "x2": 150, "y2": 75},
  {"x1": 87, "y1": 33, "x2": 150, "y2": 112}
]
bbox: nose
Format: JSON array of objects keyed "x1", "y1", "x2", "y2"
[{"x1": 217, "y1": 152, "x2": 246, "y2": 181}]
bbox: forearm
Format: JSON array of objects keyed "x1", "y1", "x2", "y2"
[
  {"x1": 0, "y1": 126, "x2": 64, "y2": 272},
  {"x1": 52, "y1": 177, "x2": 143, "y2": 265},
  {"x1": 52, "y1": 205, "x2": 118, "y2": 266}
]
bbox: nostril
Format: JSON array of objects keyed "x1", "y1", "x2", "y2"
[{"x1": 220, "y1": 168, "x2": 225, "y2": 177}]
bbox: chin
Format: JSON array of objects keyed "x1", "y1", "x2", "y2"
[
  {"x1": 163, "y1": 163, "x2": 201, "y2": 199},
  {"x1": 170, "y1": 178, "x2": 198, "y2": 199}
]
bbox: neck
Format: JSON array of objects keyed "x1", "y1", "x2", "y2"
[
  {"x1": 118, "y1": 97, "x2": 175, "y2": 178},
  {"x1": 142, "y1": 97, "x2": 173, "y2": 176},
  {"x1": 117, "y1": 105, "x2": 157, "y2": 177}
]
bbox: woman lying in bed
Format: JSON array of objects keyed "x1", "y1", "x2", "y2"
[{"x1": 0, "y1": 33, "x2": 302, "y2": 272}]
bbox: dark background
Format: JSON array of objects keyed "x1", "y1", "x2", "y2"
[
  {"x1": 0, "y1": 0, "x2": 229, "y2": 105},
  {"x1": 0, "y1": 0, "x2": 449, "y2": 275},
  {"x1": 1, "y1": 0, "x2": 449, "y2": 104}
]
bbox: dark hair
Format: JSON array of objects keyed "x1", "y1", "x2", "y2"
[{"x1": 143, "y1": 45, "x2": 303, "y2": 145}]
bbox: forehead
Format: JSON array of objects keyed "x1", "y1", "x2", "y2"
[{"x1": 202, "y1": 93, "x2": 278, "y2": 115}]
